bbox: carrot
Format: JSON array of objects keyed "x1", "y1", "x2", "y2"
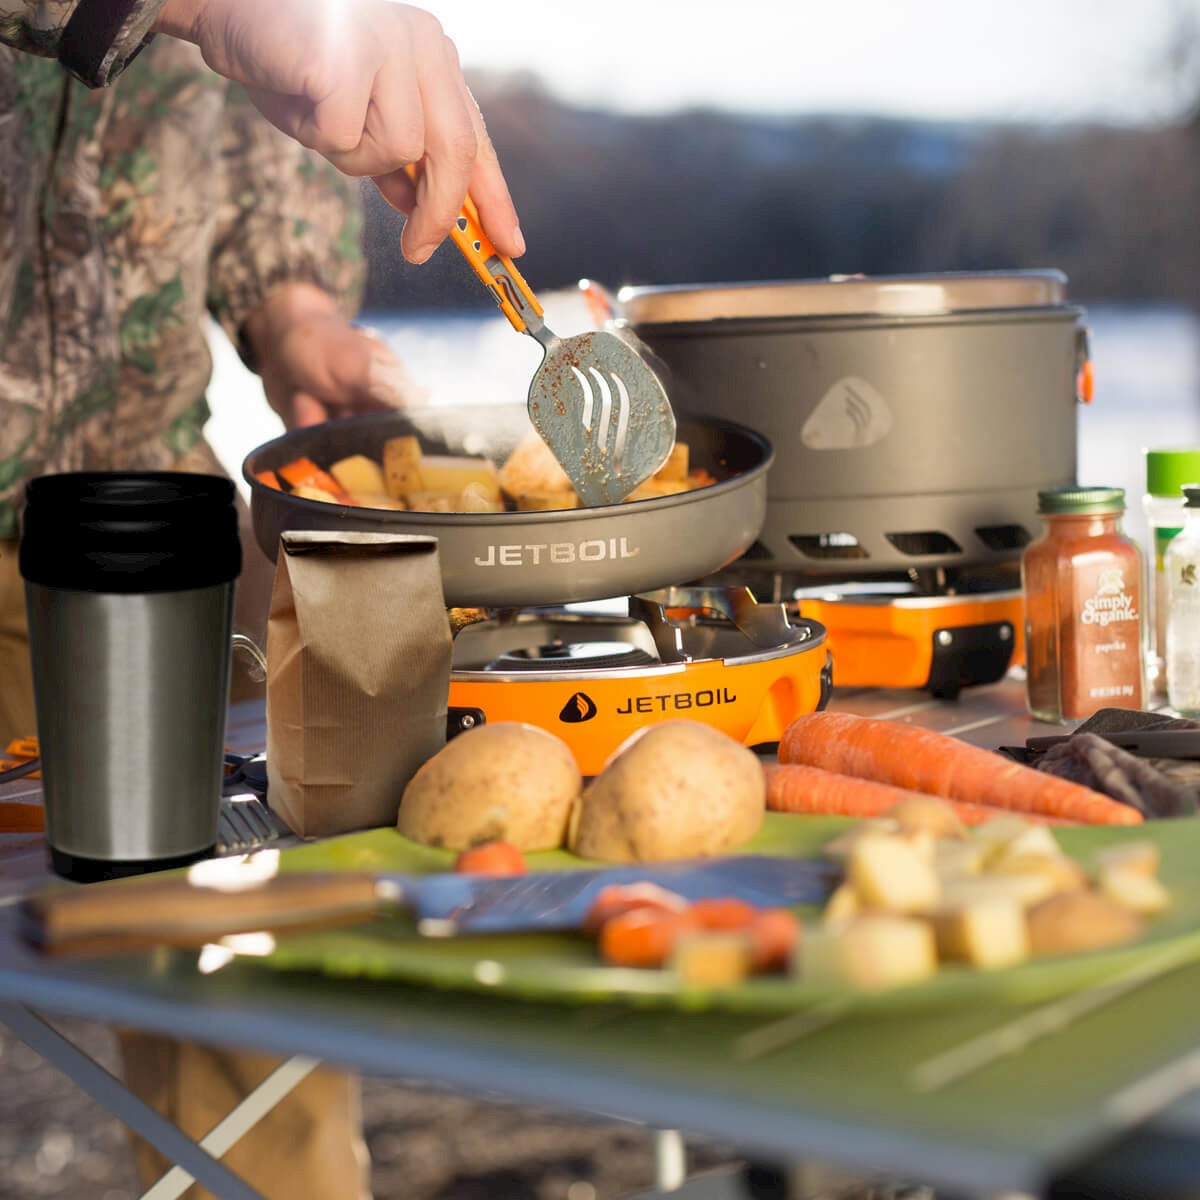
[
  {"x1": 277, "y1": 457, "x2": 352, "y2": 501},
  {"x1": 453, "y1": 841, "x2": 527, "y2": 875},
  {"x1": 254, "y1": 469, "x2": 283, "y2": 490},
  {"x1": 583, "y1": 883, "x2": 688, "y2": 935},
  {"x1": 747, "y1": 908, "x2": 801, "y2": 972},
  {"x1": 779, "y1": 712, "x2": 1141, "y2": 826},
  {"x1": 764, "y1": 763, "x2": 1079, "y2": 827},
  {"x1": 599, "y1": 908, "x2": 698, "y2": 968},
  {"x1": 688, "y1": 897, "x2": 758, "y2": 932}
]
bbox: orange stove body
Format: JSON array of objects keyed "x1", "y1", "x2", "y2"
[
  {"x1": 448, "y1": 643, "x2": 830, "y2": 776},
  {"x1": 794, "y1": 590, "x2": 1025, "y2": 695}
]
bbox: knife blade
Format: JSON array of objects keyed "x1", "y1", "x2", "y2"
[{"x1": 20, "y1": 854, "x2": 838, "y2": 958}]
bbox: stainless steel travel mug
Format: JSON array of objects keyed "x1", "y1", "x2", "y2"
[{"x1": 19, "y1": 473, "x2": 242, "y2": 881}]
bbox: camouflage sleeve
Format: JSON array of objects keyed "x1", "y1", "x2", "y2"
[
  {"x1": 206, "y1": 83, "x2": 366, "y2": 369},
  {"x1": 0, "y1": 0, "x2": 164, "y2": 85}
]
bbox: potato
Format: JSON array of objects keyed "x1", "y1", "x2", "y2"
[
  {"x1": 848, "y1": 832, "x2": 940, "y2": 915},
  {"x1": 932, "y1": 899, "x2": 1030, "y2": 969},
  {"x1": 417, "y1": 455, "x2": 501, "y2": 503},
  {"x1": 989, "y1": 852, "x2": 1088, "y2": 895},
  {"x1": 515, "y1": 491, "x2": 581, "y2": 512},
  {"x1": 933, "y1": 837, "x2": 986, "y2": 881},
  {"x1": 460, "y1": 481, "x2": 506, "y2": 513},
  {"x1": 655, "y1": 442, "x2": 690, "y2": 483},
  {"x1": 404, "y1": 489, "x2": 455, "y2": 513},
  {"x1": 1026, "y1": 890, "x2": 1143, "y2": 957},
  {"x1": 398, "y1": 722, "x2": 581, "y2": 851},
  {"x1": 1094, "y1": 840, "x2": 1160, "y2": 879},
  {"x1": 623, "y1": 477, "x2": 690, "y2": 503},
  {"x1": 940, "y1": 873, "x2": 1058, "y2": 910},
  {"x1": 329, "y1": 453, "x2": 386, "y2": 497},
  {"x1": 823, "y1": 819, "x2": 899, "y2": 863},
  {"x1": 821, "y1": 884, "x2": 861, "y2": 928},
  {"x1": 351, "y1": 492, "x2": 407, "y2": 511},
  {"x1": 1098, "y1": 866, "x2": 1171, "y2": 915},
  {"x1": 987, "y1": 824, "x2": 1064, "y2": 868},
  {"x1": 887, "y1": 795, "x2": 967, "y2": 839},
  {"x1": 382, "y1": 435, "x2": 422, "y2": 498},
  {"x1": 802, "y1": 915, "x2": 937, "y2": 990},
  {"x1": 290, "y1": 483, "x2": 345, "y2": 504},
  {"x1": 498, "y1": 433, "x2": 574, "y2": 500},
  {"x1": 568, "y1": 721, "x2": 764, "y2": 862}
]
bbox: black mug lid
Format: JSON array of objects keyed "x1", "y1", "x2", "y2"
[{"x1": 20, "y1": 472, "x2": 242, "y2": 593}]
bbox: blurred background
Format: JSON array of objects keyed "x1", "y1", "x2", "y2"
[{"x1": 209, "y1": 0, "x2": 1200, "y2": 547}]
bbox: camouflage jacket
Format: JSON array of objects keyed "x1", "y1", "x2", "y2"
[{"x1": 0, "y1": 10, "x2": 364, "y2": 539}]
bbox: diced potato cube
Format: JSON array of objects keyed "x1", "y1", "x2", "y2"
[
  {"x1": 290, "y1": 484, "x2": 344, "y2": 505},
  {"x1": 1026, "y1": 890, "x2": 1143, "y2": 957},
  {"x1": 351, "y1": 492, "x2": 407, "y2": 511},
  {"x1": 514, "y1": 491, "x2": 580, "y2": 512},
  {"x1": 989, "y1": 824, "x2": 1064, "y2": 867},
  {"x1": 933, "y1": 838, "x2": 986, "y2": 881},
  {"x1": 822, "y1": 884, "x2": 860, "y2": 928},
  {"x1": 623, "y1": 477, "x2": 690, "y2": 503},
  {"x1": 1098, "y1": 865, "x2": 1171, "y2": 915},
  {"x1": 899, "y1": 829, "x2": 937, "y2": 864},
  {"x1": 823, "y1": 819, "x2": 899, "y2": 864},
  {"x1": 405, "y1": 490, "x2": 455, "y2": 513},
  {"x1": 329, "y1": 454, "x2": 386, "y2": 497},
  {"x1": 1094, "y1": 841, "x2": 1160, "y2": 880},
  {"x1": 989, "y1": 853, "x2": 1088, "y2": 895},
  {"x1": 802, "y1": 915, "x2": 937, "y2": 990},
  {"x1": 382, "y1": 436, "x2": 423, "y2": 498},
  {"x1": 655, "y1": 442, "x2": 690, "y2": 482},
  {"x1": 848, "y1": 833, "x2": 940, "y2": 915},
  {"x1": 417, "y1": 455, "x2": 501, "y2": 503},
  {"x1": 940, "y1": 873, "x2": 1057, "y2": 910},
  {"x1": 888, "y1": 795, "x2": 967, "y2": 840},
  {"x1": 932, "y1": 899, "x2": 1030, "y2": 970},
  {"x1": 460, "y1": 481, "x2": 506, "y2": 513},
  {"x1": 970, "y1": 814, "x2": 1035, "y2": 856},
  {"x1": 669, "y1": 931, "x2": 754, "y2": 988}
]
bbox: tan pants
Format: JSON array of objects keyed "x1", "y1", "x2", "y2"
[{"x1": 0, "y1": 538, "x2": 372, "y2": 1200}]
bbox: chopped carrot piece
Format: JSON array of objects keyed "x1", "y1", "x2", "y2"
[
  {"x1": 747, "y1": 908, "x2": 802, "y2": 972},
  {"x1": 599, "y1": 908, "x2": 698, "y2": 968},
  {"x1": 583, "y1": 883, "x2": 689, "y2": 935},
  {"x1": 688, "y1": 897, "x2": 758, "y2": 932},
  {"x1": 454, "y1": 841, "x2": 527, "y2": 876},
  {"x1": 277, "y1": 457, "x2": 353, "y2": 501},
  {"x1": 254, "y1": 469, "x2": 283, "y2": 490}
]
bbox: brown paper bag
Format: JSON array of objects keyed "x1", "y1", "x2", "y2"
[{"x1": 266, "y1": 530, "x2": 451, "y2": 838}]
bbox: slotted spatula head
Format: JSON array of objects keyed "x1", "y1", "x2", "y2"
[
  {"x1": 526, "y1": 327, "x2": 676, "y2": 507},
  {"x1": 416, "y1": 173, "x2": 677, "y2": 505}
]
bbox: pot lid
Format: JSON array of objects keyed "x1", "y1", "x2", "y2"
[{"x1": 616, "y1": 270, "x2": 1070, "y2": 325}]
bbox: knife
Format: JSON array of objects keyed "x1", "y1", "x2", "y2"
[
  {"x1": 20, "y1": 854, "x2": 839, "y2": 958},
  {"x1": 1026, "y1": 729, "x2": 1200, "y2": 758}
]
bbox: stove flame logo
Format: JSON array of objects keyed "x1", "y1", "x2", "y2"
[{"x1": 559, "y1": 692, "x2": 598, "y2": 723}]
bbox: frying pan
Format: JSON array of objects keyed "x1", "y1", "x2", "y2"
[{"x1": 243, "y1": 405, "x2": 772, "y2": 608}]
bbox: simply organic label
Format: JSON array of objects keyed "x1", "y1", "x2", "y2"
[{"x1": 1080, "y1": 568, "x2": 1139, "y2": 627}]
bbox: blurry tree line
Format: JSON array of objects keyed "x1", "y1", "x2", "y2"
[{"x1": 360, "y1": 71, "x2": 1200, "y2": 312}]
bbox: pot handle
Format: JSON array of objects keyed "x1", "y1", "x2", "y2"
[
  {"x1": 231, "y1": 631, "x2": 267, "y2": 682},
  {"x1": 1075, "y1": 325, "x2": 1093, "y2": 404}
]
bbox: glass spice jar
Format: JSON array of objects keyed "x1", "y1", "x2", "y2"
[
  {"x1": 1164, "y1": 484, "x2": 1200, "y2": 715},
  {"x1": 1021, "y1": 486, "x2": 1144, "y2": 724}
]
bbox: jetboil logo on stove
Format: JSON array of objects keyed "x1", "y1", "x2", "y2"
[
  {"x1": 558, "y1": 688, "x2": 738, "y2": 725},
  {"x1": 474, "y1": 536, "x2": 640, "y2": 567}
]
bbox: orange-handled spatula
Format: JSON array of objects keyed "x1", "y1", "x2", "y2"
[{"x1": 407, "y1": 172, "x2": 676, "y2": 506}]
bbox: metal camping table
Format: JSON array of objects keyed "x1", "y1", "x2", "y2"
[{"x1": 5, "y1": 680, "x2": 1200, "y2": 1200}]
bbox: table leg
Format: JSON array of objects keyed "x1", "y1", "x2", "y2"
[
  {"x1": 0, "y1": 1001, "x2": 265, "y2": 1200},
  {"x1": 140, "y1": 1055, "x2": 318, "y2": 1200}
]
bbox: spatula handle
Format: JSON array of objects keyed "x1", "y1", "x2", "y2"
[
  {"x1": 403, "y1": 165, "x2": 543, "y2": 334},
  {"x1": 21, "y1": 873, "x2": 388, "y2": 958}
]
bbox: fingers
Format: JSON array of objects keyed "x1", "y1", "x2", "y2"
[
  {"x1": 460, "y1": 82, "x2": 524, "y2": 260},
  {"x1": 399, "y1": 30, "x2": 478, "y2": 263},
  {"x1": 290, "y1": 393, "x2": 329, "y2": 429}
]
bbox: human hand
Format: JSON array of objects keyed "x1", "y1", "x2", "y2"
[
  {"x1": 244, "y1": 283, "x2": 428, "y2": 430},
  {"x1": 154, "y1": 0, "x2": 523, "y2": 265}
]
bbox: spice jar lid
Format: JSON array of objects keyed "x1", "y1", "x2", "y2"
[
  {"x1": 1037, "y1": 485, "x2": 1126, "y2": 515},
  {"x1": 1146, "y1": 449, "x2": 1200, "y2": 497},
  {"x1": 1183, "y1": 485, "x2": 1200, "y2": 507}
]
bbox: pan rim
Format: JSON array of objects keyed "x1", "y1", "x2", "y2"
[{"x1": 241, "y1": 407, "x2": 775, "y2": 523}]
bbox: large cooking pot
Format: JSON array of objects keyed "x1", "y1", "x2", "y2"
[
  {"x1": 619, "y1": 270, "x2": 1088, "y2": 577},
  {"x1": 243, "y1": 405, "x2": 772, "y2": 608}
]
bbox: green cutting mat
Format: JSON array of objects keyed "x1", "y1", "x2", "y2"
[{"x1": 255, "y1": 814, "x2": 1200, "y2": 1014}]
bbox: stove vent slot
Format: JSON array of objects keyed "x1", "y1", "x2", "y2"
[
  {"x1": 974, "y1": 523, "x2": 1033, "y2": 551},
  {"x1": 788, "y1": 532, "x2": 869, "y2": 560},
  {"x1": 884, "y1": 530, "x2": 963, "y2": 557}
]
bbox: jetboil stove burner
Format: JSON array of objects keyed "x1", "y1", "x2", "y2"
[{"x1": 447, "y1": 586, "x2": 830, "y2": 774}]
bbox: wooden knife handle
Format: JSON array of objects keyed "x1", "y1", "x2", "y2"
[{"x1": 21, "y1": 873, "x2": 388, "y2": 958}]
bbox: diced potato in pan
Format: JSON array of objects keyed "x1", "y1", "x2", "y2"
[
  {"x1": 514, "y1": 491, "x2": 581, "y2": 512},
  {"x1": 382, "y1": 436, "x2": 422, "y2": 498},
  {"x1": 405, "y1": 490, "x2": 454, "y2": 513},
  {"x1": 290, "y1": 483, "x2": 351, "y2": 505},
  {"x1": 329, "y1": 454, "x2": 386, "y2": 497},
  {"x1": 655, "y1": 442, "x2": 690, "y2": 483}
]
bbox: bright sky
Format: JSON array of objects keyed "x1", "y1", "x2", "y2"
[{"x1": 441, "y1": 0, "x2": 1200, "y2": 125}]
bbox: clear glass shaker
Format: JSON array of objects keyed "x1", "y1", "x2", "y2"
[{"x1": 1164, "y1": 484, "x2": 1200, "y2": 715}]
